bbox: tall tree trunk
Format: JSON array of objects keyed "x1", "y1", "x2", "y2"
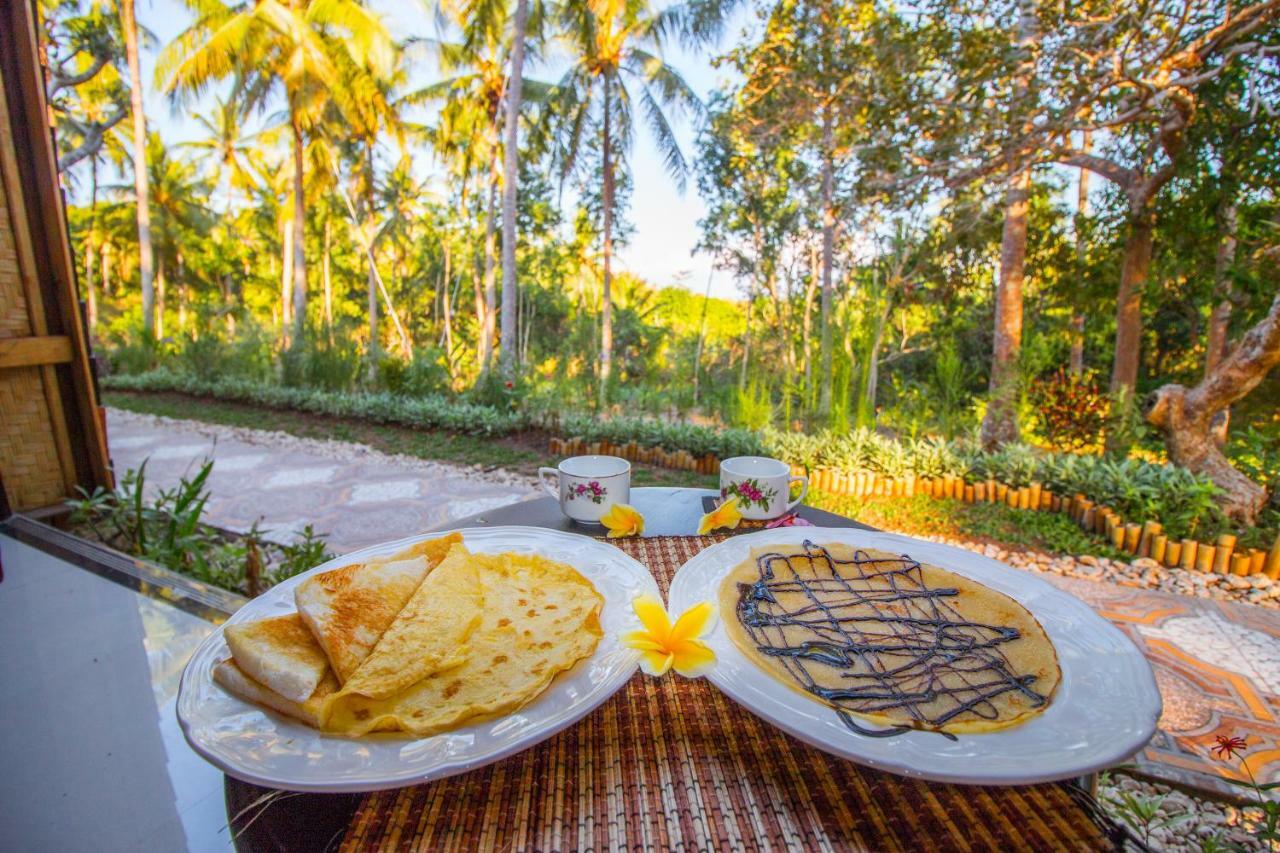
[
  {"x1": 499, "y1": 0, "x2": 529, "y2": 377},
  {"x1": 1146, "y1": 293, "x2": 1280, "y2": 523},
  {"x1": 323, "y1": 217, "x2": 333, "y2": 343},
  {"x1": 120, "y1": 0, "x2": 154, "y2": 335},
  {"x1": 367, "y1": 261, "x2": 379, "y2": 380},
  {"x1": 740, "y1": 291, "x2": 752, "y2": 390},
  {"x1": 281, "y1": 219, "x2": 294, "y2": 332},
  {"x1": 817, "y1": 110, "x2": 835, "y2": 419},
  {"x1": 980, "y1": 168, "x2": 1030, "y2": 449},
  {"x1": 441, "y1": 239, "x2": 454, "y2": 374},
  {"x1": 804, "y1": 243, "x2": 818, "y2": 412},
  {"x1": 1069, "y1": 129, "x2": 1090, "y2": 374},
  {"x1": 1205, "y1": 201, "x2": 1238, "y2": 376},
  {"x1": 599, "y1": 84, "x2": 614, "y2": 409},
  {"x1": 1109, "y1": 210, "x2": 1154, "y2": 395},
  {"x1": 84, "y1": 156, "x2": 98, "y2": 333},
  {"x1": 692, "y1": 270, "x2": 712, "y2": 405},
  {"x1": 291, "y1": 120, "x2": 307, "y2": 345},
  {"x1": 177, "y1": 252, "x2": 187, "y2": 335},
  {"x1": 480, "y1": 144, "x2": 500, "y2": 372},
  {"x1": 155, "y1": 261, "x2": 166, "y2": 339},
  {"x1": 101, "y1": 242, "x2": 112, "y2": 298}
]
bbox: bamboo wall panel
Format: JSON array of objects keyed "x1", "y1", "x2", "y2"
[
  {"x1": 0, "y1": 366, "x2": 64, "y2": 507},
  {"x1": 0, "y1": 0, "x2": 111, "y2": 512}
]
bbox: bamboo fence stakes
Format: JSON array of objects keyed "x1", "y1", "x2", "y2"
[
  {"x1": 1111, "y1": 525, "x2": 1126, "y2": 550},
  {"x1": 1164, "y1": 541, "x2": 1182, "y2": 568},
  {"x1": 1151, "y1": 534, "x2": 1167, "y2": 565},
  {"x1": 1249, "y1": 549, "x2": 1266, "y2": 576},
  {"x1": 1195, "y1": 544, "x2": 1217, "y2": 573},
  {"x1": 1230, "y1": 554, "x2": 1251, "y2": 576},
  {"x1": 1179, "y1": 539, "x2": 1198, "y2": 570},
  {"x1": 964, "y1": 485, "x2": 975, "y2": 503},
  {"x1": 1028, "y1": 482, "x2": 1042, "y2": 510},
  {"x1": 1137, "y1": 522, "x2": 1162, "y2": 559},
  {"x1": 975, "y1": 482, "x2": 986, "y2": 501},
  {"x1": 1212, "y1": 534, "x2": 1236, "y2": 575},
  {"x1": 1082, "y1": 507, "x2": 1096, "y2": 531},
  {"x1": 1123, "y1": 524, "x2": 1142, "y2": 553},
  {"x1": 1266, "y1": 535, "x2": 1280, "y2": 580},
  {"x1": 996, "y1": 484, "x2": 1009, "y2": 503}
]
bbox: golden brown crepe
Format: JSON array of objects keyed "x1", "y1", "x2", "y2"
[
  {"x1": 720, "y1": 543, "x2": 1060, "y2": 735},
  {"x1": 223, "y1": 613, "x2": 331, "y2": 703},
  {"x1": 294, "y1": 532, "x2": 463, "y2": 682},
  {"x1": 213, "y1": 660, "x2": 340, "y2": 728},
  {"x1": 322, "y1": 549, "x2": 603, "y2": 737}
]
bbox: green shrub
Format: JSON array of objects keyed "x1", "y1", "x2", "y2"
[
  {"x1": 378, "y1": 349, "x2": 451, "y2": 397},
  {"x1": 1029, "y1": 369, "x2": 1108, "y2": 450},
  {"x1": 281, "y1": 340, "x2": 363, "y2": 392}
]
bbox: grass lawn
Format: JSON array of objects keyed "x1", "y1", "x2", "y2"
[{"x1": 104, "y1": 390, "x2": 716, "y2": 489}]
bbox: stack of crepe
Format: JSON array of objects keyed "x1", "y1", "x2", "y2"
[{"x1": 213, "y1": 532, "x2": 604, "y2": 737}]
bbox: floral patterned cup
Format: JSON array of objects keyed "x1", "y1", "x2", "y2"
[
  {"x1": 539, "y1": 455, "x2": 631, "y2": 524},
  {"x1": 719, "y1": 456, "x2": 808, "y2": 520}
]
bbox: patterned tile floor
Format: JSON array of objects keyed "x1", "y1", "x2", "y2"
[
  {"x1": 104, "y1": 408, "x2": 538, "y2": 554},
  {"x1": 1041, "y1": 574, "x2": 1279, "y2": 797},
  {"x1": 103, "y1": 409, "x2": 1278, "y2": 799}
]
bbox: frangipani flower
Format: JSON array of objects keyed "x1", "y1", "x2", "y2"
[
  {"x1": 601, "y1": 503, "x2": 644, "y2": 538},
  {"x1": 698, "y1": 495, "x2": 742, "y2": 535},
  {"x1": 622, "y1": 595, "x2": 716, "y2": 677}
]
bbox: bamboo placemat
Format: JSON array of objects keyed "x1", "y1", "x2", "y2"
[{"x1": 339, "y1": 536, "x2": 1126, "y2": 852}]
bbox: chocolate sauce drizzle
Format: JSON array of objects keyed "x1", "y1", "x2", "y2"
[{"x1": 735, "y1": 541, "x2": 1047, "y2": 740}]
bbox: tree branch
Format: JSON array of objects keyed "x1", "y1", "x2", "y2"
[{"x1": 1185, "y1": 292, "x2": 1280, "y2": 416}]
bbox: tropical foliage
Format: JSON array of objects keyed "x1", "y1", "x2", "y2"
[{"x1": 38, "y1": 0, "x2": 1280, "y2": 529}]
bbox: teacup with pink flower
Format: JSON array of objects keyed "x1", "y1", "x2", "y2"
[{"x1": 719, "y1": 456, "x2": 808, "y2": 521}]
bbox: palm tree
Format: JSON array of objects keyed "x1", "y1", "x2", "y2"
[
  {"x1": 554, "y1": 0, "x2": 705, "y2": 406},
  {"x1": 159, "y1": 0, "x2": 393, "y2": 346},
  {"x1": 143, "y1": 134, "x2": 210, "y2": 337},
  {"x1": 180, "y1": 94, "x2": 264, "y2": 216},
  {"x1": 500, "y1": 0, "x2": 530, "y2": 378},
  {"x1": 408, "y1": 0, "x2": 549, "y2": 374},
  {"x1": 119, "y1": 0, "x2": 156, "y2": 335}
]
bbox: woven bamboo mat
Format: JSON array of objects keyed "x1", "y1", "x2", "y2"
[{"x1": 339, "y1": 536, "x2": 1125, "y2": 852}]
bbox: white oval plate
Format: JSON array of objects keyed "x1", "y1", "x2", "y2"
[
  {"x1": 668, "y1": 527, "x2": 1161, "y2": 786},
  {"x1": 177, "y1": 527, "x2": 655, "y2": 793}
]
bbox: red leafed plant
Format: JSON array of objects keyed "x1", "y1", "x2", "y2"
[{"x1": 1030, "y1": 368, "x2": 1109, "y2": 451}]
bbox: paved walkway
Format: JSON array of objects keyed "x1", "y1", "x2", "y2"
[
  {"x1": 105, "y1": 408, "x2": 538, "y2": 554},
  {"x1": 103, "y1": 408, "x2": 1278, "y2": 798}
]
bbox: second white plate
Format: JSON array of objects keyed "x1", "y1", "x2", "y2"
[
  {"x1": 668, "y1": 527, "x2": 1161, "y2": 785},
  {"x1": 177, "y1": 526, "x2": 657, "y2": 793}
]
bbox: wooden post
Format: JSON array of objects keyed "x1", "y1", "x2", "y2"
[
  {"x1": 1195, "y1": 544, "x2": 1216, "y2": 573},
  {"x1": 1151, "y1": 534, "x2": 1167, "y2": 565},
  {"x1": 1249, "y1": 549, "x2": 1266, "y2": 576},
  {"x1": 1212, "y1": 534, "x2": 1236, "y2": 575},
  {"x1": 1179, "y1": 539, "x2": 1198, "y2": 570},
  {"x1": 1266, "y1": 533, "x2": 1280, "y2": 580},
  {"x1": 1164, "y1": 541, "x2": 1182, "y2": 568},
  {"x1": 1028, "y1": 482, "x2": 1042, "y2": 510},
  {"x1": 1082, "y1": 507, "x2": 1096, "y2": 531},
  {"x1": 1123, "y1": 524, "x2": 1142, "y2": 553},
  {"x1": 1138, "y1": 521, "x2": 1162, "y2": 558},
  {"x1": 1111, "y1": 525, "x2": 1126, "y2": 549},
  {"x1": 1230, "y1": 554, "x2": 1251, "y2": 576}
]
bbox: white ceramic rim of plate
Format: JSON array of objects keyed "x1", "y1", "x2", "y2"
[
  {"x1": 667, "y1": 527, "x2": 1162, "y2": 786},
  {"x1": 176, "y1": 526, "x2": 658, "y2": 793}
]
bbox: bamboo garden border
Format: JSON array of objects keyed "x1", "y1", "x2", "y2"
[{"x1": 547, "y1": 436, "x2": 1280, "y2": 579}]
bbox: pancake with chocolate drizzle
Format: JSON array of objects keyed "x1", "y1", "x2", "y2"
[{"x1": 719, "y1": 541, "x2": 1060, "y2": 738}]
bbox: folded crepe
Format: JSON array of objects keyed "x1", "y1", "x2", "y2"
[
  {"x1": 223, "y1": 613, "x2": 330, "y2": 703},
  {"x1": 295, "y1": 532, "x2": 463, "y2": 682},
  {"x1": 213, "y1": 660, "x2": 339, "y2": 728},
  {"x1": 322, "y1": 549, "x2": 603, "y2": 737}
]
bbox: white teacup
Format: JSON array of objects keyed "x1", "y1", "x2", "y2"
[
  {"x1": 719, "y1": 456, "x2": 808, "y2": 520},
  {"x1": 539, "y1": 455, "x2": 631, "y2": 524}
]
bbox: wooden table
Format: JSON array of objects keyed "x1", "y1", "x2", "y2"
[{"x1": 224, "y1": 490, "x2": 1124, "y2": 852}]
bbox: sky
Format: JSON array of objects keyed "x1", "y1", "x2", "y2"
[{"x1": 131, "y1": 0, "x2": 750, "y2": 300}]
